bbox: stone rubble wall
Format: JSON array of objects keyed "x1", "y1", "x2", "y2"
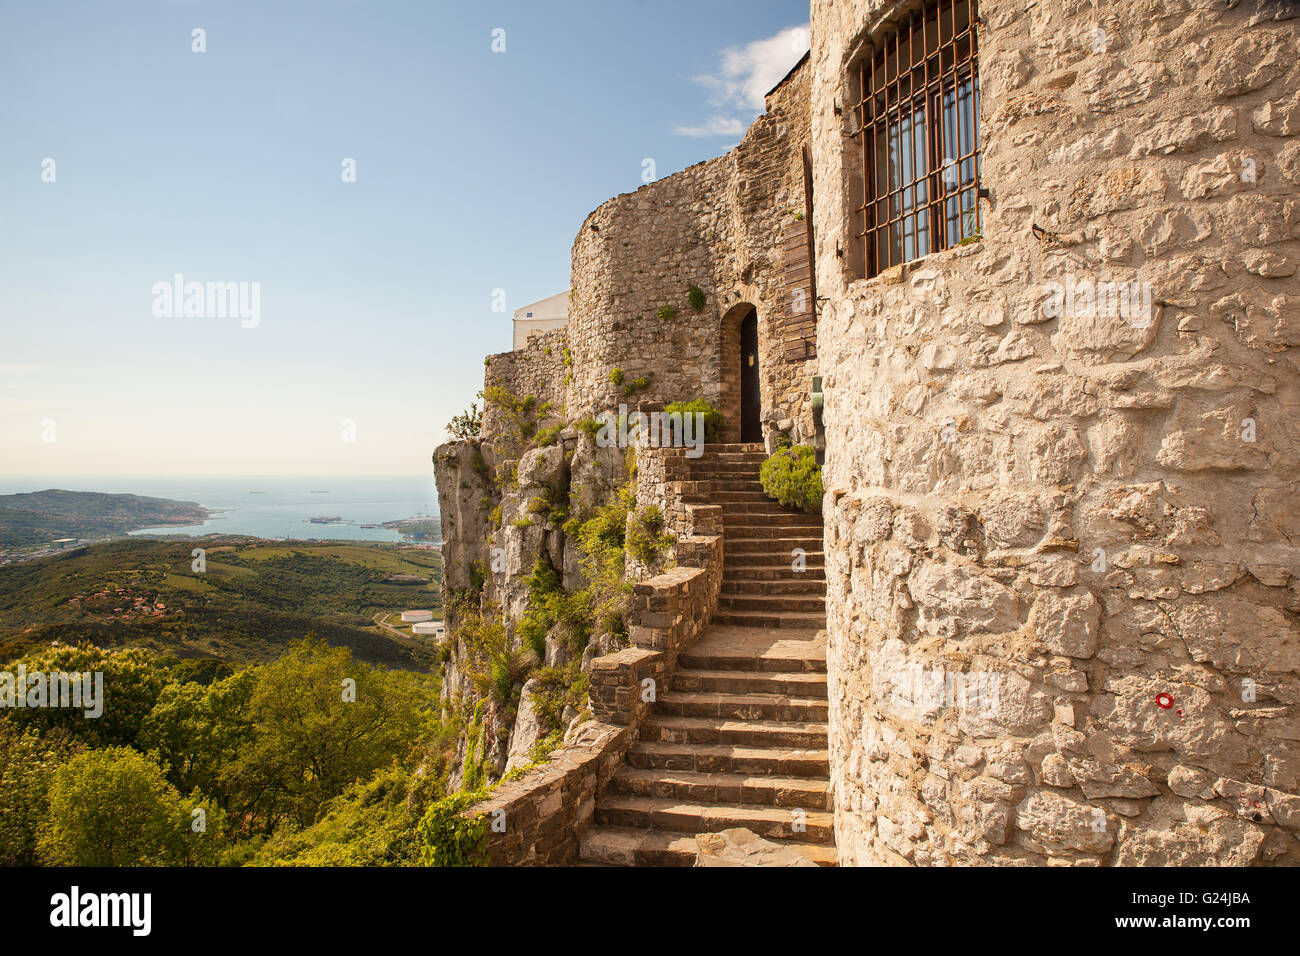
[
  {"x1": 482, "y1": 328, "x2": 569, "y2": 441},
  {"x1": 812, "y1": 0, "x2": 1300, "y2": 865},
  {"x1": 564, "y1": 60, "x2": 819, "y2": 446},
  {"x1": 466, "y1": 720, "x2": 633, "y2": 866}
]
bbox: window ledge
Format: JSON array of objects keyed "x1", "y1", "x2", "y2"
[{"x1": 847, "y1": 238, "x2": 984, "y2": 296}]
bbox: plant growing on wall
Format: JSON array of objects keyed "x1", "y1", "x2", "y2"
[
  {"x1": 663, "y1": 399, "x2": 723, "y2": 444},
  {"x1": 621, "y1": 371, "x2": 653, "y2": 398},
  {"x1": 416, "y1": 788, "x2": 490, "y2": 867},
  {"x1": 759, "y1": 444, "x2": 823, "y2": 514},
  {"x1": 656, "y1": 304, "x2": 677, "y2": 321},
  {"x1": 626, "y1": 505, "x2": 673, "y2": 567},
  {"x1": 609, "y1": 368, "x2": 625, "y2": 386},
  {"x1": 687, "y1": 286, "x2": 706, "y2": 311}
]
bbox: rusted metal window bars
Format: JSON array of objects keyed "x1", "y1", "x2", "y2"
[{"x1": 853, "y1": 0, "x2": 982, "y2": 278}]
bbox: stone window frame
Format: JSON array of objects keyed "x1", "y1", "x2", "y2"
[{"x1": 841, "y1": 0, "x2": 983, "y2": 281}]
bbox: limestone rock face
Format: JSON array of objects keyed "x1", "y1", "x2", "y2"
[
  {"x1": 503, "y1": 678, "x2": 545, "y2": 777},
  {"x1": 812, "y1": 0, "x2": 1300, "y2": 866},
  {"x1": 433, "y1": 441, "x2": 492, "y2": 597}
]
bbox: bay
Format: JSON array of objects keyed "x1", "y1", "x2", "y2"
[{"x1": 0, "y1": 475, "x2": 440, "y2": 543}]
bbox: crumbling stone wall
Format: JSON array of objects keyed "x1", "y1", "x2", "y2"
[
  {"x1": 482, "y1": 328, "x2": 569, "y2": 439},
  {"x1": 565, "y1": 60, "x2": 819, "y2": 445},
  {"x1": 812, "y1": 0, "x2": 1300, "y2": 864}
]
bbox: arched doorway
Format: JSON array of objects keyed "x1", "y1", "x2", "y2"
[{"x1": 740, "y1": 308, "x2": 761, "y2": 443}]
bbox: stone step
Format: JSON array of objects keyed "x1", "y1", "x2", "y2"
[
  {"x1": 686, "y1": 480, "x2": 765, "y2": 494},
  {"x1": 688, "y1": 461, "x2": 764, "y2": 473},
  {"x1": 723, "y1": 550, "x2": 824, "y2": 568},
  {"x1": 640, "y1": 714, "x2": 828, "y2": 747},
  {"x1": 625, "y1": 740, "x2": 830, "y2": 777},
  {"x1": 726, "y1": 536, "x2": 824, "y2": 555},
  {"x1": 594, "y1": 796, "x2": 836, "y2": 844},
  {"x1": 704, "y1": 443, "x2": 765, "y2": 453},
  {"x1": 723, "y1": 513, "x2": 823, "y2": 529},
  {"x1": 722, "y1": 578, "x2": 826, "y2": 596},
  {"x1": 670, "y1": 667, "x2": 828, "y2": 699},
  {"x1": 718, "y1": 593, "x2": 827, "y2": 614},
  {"x1": 655, "y1": 689, "x2": 829, "y2": 721},
  {"x1": 610, "y1": 765, "x2": 829, "y2": 808},
  {"x1": 677, "y1": 636, "x2": 827, "y2": 673},
  {"x1": 577, "y1": 826, "x2": 837, "y2": 867},
  {"x1": 711, "y1": 500, "x2": 806, "y2": 514},
  {"x1": 687, "y1": 490, "x2": 772, "y2": 503},
  {"x1": 712, "y1": 610, "x2": 828, "y2": 629},
  {"x1": 725, "y1": 564, "x2": 826, "y2": 581}
]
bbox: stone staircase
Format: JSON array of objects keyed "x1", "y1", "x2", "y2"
[{"x1": 578, "y1": 443, "x2": 835, "y2": 866}]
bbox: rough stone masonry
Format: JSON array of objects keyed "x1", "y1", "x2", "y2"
[
  {"x1": 439, "y1": 0, "x2": 1300, "y2": 865},
  {"x1": 812, "y1": 0, "x2": 1300, "y2": 864}
]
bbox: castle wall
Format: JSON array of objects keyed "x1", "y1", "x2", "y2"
[
  {"x1": 812, "y1": 0, "x2": 1300, "y2": 864},
  {"x1": 482, "y1": 328, "x2": 569, "y2": 441},
  {"x1": 565, "y1": 60, "x2": 820, "y2": 445}
]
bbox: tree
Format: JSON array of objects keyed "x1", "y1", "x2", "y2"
[
  {"x1": 0, "y1": 718, "x2": 77, "y2": 865},
  {"x1": 38, "y1": 747, "x2": 225, "y2": 866},
  {"x1": 5, "y1": 643, "x2": 165, "y2": 748},
  {"x1": 139, "y1": 669, "x2": 255, "y2": 812},
  {"x1": 446, "y1": 392, "x2": 483, "y2": 441},
  {"x1": 225, "y1": 638, "x2": 422, "y2": 829}
]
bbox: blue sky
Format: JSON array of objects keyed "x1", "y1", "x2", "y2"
[{"x1": 0, "y1": 0, "x2": 809, "y2": 479}]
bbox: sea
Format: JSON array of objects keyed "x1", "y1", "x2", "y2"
[{"x1": 0, "y1": 475, "x2": 440, "y2": 544}]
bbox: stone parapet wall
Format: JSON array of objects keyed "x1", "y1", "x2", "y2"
[
  {"x1": 636, "y1": 445, "x2": 697, "y2": 538},
  {"x1": 461, "y1": 532, "x2": 723, "y2": 865},
  {"x1": 812, "y1": 0, "x2": 1300, "y2": 865},
  {"x1": 481, "y1": 328, "x2": 569, "y2": 441},
  {"x1": 464, "y1": 721, "x2": 632, "y2": 866}
]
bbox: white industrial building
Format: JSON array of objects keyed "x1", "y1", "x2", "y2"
[
  {"x1": 512, "y1": 291, "x2": 569, "y2": 349},
  {"x1": 400, "y1": 609, "x2": 434, "y2": 623},
  {"x1": 412, "y1": 621, "x2": 445, "y2": 638}
]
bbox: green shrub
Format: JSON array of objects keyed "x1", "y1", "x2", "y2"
[
  {"x1": 446, "y1": 392, "x2": 483, "y2": 441},
  {"x1": 626, "y1": 505, "x2": 673, "y2": 566},
  {"x1": 609, "y1": 368, "x2": 625, "y2": 386},
  {"x1": 687, "y1": 286, "x2": 706, "y2": 311},
  {"x1": 417, "y1": 788, "x2": 489, "y2": 867},
  {"x1": 759, "y1": 445, "x2": 823, "y2": 514},
  {"x1": 656, "y1": 304, "x2": 677, "y2": 321},
  {"x1": 621, "y1": 373, "x2": 652, "y2": 397},
  {"x1": 663, "y1": 399, "x2": 723, "y2": 444}
]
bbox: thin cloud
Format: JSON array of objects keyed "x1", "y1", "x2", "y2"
[
  {"x1": 673, "y1": 116, "x2": 748, "y2": 138},
  {"x1": 674, "y1": 24, "x2": 810, "y2": 137}
]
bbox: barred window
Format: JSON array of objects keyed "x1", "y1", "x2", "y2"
[{"x1": 852, "y1": 0, "x2": 982, "y2": 278}]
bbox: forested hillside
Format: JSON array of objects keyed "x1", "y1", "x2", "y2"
[{"x1": 0, "y1": 538, "x2": 441, "y2": 670}]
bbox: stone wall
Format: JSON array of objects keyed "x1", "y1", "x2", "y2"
[
  {"x1": 564, "y1": 59, "x2": 819, "y2": 446},
  {"x1": 636, "y1": 445, "x2": 724, "y2": 540},
  {"x1": 812, "y1": 0, "x2": 1300, "y2": 864},
  {"x1": 461, "y1": 530, "x2": 724, "y2": 865},
  {"x1": 482, "y1": 328, "x2": 569, "y2": 441},
  {"x1": 465, "y1": 720, "x2": 632, "y2": 866}
]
